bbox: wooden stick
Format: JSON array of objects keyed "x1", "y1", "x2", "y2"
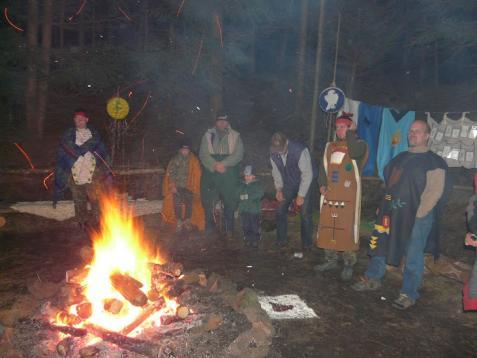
[
  {"x1": 120, "y1": 297, "x2": 165, "y2": 335},
  {"x1": 85, "y1": 324, "x2": 165, "y2": 357}
]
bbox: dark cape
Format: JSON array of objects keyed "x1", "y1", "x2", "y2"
[
  {"x1": 53, "y1": 126, "x2": 112, "y2": 204},
  {"x1": 368, "y1": 150, "x2": 451, "y2": 266}
]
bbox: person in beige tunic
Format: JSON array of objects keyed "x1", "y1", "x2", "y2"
[{"x1": 315, "y1": 113, "x2": 368, "y2": 281}]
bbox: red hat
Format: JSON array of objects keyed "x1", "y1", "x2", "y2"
[{"x1": 336, "y1": 112, "x2": 353, "y2": 126}]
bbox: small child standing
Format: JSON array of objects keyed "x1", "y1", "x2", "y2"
[{"x1": 238, "y1": 165, "x2": 264, "y2": 248}]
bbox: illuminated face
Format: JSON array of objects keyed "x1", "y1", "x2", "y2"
[
  {"x1": 244, "y1": 174, "x2": 255, "y2": 183},
  {"x1": 408, "y1": 121, "x2": 429, "y2": 147},
  {"x1": 179, "y1": 148, "x2": 190, "y2": 156},
  {"x1": 335, "y1": 123, "x2": 348, "y2": 139},
  {"x1": 74, "y1": 114, "x2": 89, "y2": 129},
  {"x1": 215, "y1": 119, "x2": 229, "y2": 130}
]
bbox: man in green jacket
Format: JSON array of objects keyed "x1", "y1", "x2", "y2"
[{"x1": 199, "y1": 114, "x2": 244, "y2": 239}]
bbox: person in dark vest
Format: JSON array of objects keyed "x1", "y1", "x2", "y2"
[
  {"x1": 270, "y1": 132, "x2": 318, "y2": 249},
  {"x1": 315, "y1": 114, "x2": 368, "y2": 281},
  {"x1": 352, "y1": 120, "x2": 451, "y2": 310},
  {"x1": 199, "y1": 114, "x2": 244, "y2": 239}
]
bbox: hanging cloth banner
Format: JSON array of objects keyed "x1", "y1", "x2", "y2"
[{"x1": 376, "y1": 109, "x2": 415, "y2": 180}]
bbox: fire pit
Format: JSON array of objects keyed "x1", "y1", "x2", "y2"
[{"x1": 4, "y1": 195, "x2": 274, "y2": 357}]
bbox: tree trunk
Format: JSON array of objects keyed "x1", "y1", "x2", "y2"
[
  {"x1": 143, "y1": 0, "x2": 149, "y2": 51},
  {"x1": 25, "y1": 0, "x2": 39, "y2": 135},
  {"x1": 208, "y1": 10, "x2": 224, "y2": 120},
  {"x1": 278, "y1": 0, "x2": 294, "y2": 72},
  {"x1": 309, "y1": 0, "x2": 326, "y2": 153},
  {"x1": 91, "y1": 0, "x2": 96, "y2": 47},
  {"x1": 295, "y1": 0, "x2": 309, "y2": 120},
  {"x1": 433, "y1": 40, "x2": 439, "y2": 88},
  {"x1": 59, "y1": 0, "x2": 65, "y2": 48},
  {"x1": 79, "y1": 10, "x2": 85, "y2": 48},
  {"x1": 37, "y1": 0, "x2": 54, "y2": 139}
]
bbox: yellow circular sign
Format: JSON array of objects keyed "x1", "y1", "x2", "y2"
[{"x1": 107, "y1": 97, "x2": 130, "y2": 120}]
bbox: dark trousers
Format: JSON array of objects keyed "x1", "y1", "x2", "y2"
[
  {"x1": 276, "y1": 182, "x2": 316, "y2": 248},
  {"x1": 241, "y1": 212, "x2": 260, "y2": 244},
  {"x1": 173, "y1": 187, "x2": 193, "y2": 221}
]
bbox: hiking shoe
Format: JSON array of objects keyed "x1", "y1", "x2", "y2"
[
  {"x1": 183, "y1": 219, "x2": 193, "y2": 232},
  {"x1": 351, "y1": 276, "x2": 382, "y2": 291},
  {"x1": 392, "y1": 293, "x2": 415, "y2": 310},
  {"x1": 340, "y1": 266, "x2": 354, "y2": 281},
  {"x1": 313, "y1": 260, "x2": 339, "y2": 273}
]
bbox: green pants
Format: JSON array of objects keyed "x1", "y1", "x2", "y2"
[
  {"x1": 324, "y1": 249, "x2": 357, "y2": 267},
  {"x1": 200, "y1": 160, "x2": 240, "y2": 233}
]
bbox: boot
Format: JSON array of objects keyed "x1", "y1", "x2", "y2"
[
  {"x1": 314, "y1": 260, "x2": 339, "y2": 272},
  {"x1": 340, "y1": 265, "x2": 354, "y2": 281}
]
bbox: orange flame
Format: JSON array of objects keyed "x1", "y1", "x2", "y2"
[{"x1": 68, "y1": 195, "x2": 176, "y2": 334}]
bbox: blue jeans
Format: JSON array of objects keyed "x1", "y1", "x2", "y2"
[
  {"x1": 276, "y1": 183, "x2": 315, "y2": 248},
  {"x1": 365, "y1": 210, "x2": 435, "y2": 300}
]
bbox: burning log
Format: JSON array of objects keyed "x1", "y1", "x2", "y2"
[
  {"x1": 160, "y1": 314, "x2": 181, "y2": 326},
  {"x1": 56, "y1": 336, "x2": 74, "y2": 357},
  {"x1": 56, "y1": 310, "x2": 82, "y2": 326},
  {"x1": 66, "y1": 267, "x2": 89, "y2": 285},
  {"x1": 76, "y1": 302, "x2": 92, "y2": 319},
  {"x1": 110, "y1": 273, "x2": 148, "y2": 307},
  {"x1": 176, "y1": 305, "x2": 190, "y2": 319},
  {"x1": 58, "y1": 284, "x2": 85, "y2": 307},
  {"x1": 85, "y1": 324, "x2": 166, "y2": 357},
  {"x1": 160, "y1": 305, "x2": 189, "y2": 325},
  {"x1": 79, "y1": 345, "x2": 99, "y2": 357},
  {"x1": 29, "y1": 319, "x2": 87, "y2": 337},
  {"x1": 103, "y1": 298, "x2": 124, "y2": 314},
  {"x1": 120, "y1": 297, "x2": 165, "y2": 335},
  {"x1": 149, "y1": 262, "x2": 183, "y2": 278}
]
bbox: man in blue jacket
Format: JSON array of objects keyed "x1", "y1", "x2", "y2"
[{"x1": 270, "y1": 132, "x2": 318, "y2": 249}]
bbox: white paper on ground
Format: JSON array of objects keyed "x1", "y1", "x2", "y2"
[{"x1": 258, "y1": 294, "x2": 319, "y2": 320}]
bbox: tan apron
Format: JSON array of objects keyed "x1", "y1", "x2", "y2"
[{"x1": 316, "y1": 141, "x2": 363, "y2": 251}]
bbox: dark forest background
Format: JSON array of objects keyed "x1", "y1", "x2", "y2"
[{"x1": 0, "y1": 0, "x2": 476, "y2": 170}]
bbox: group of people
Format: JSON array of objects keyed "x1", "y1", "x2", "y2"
[{"x1": 57, "y1": 108, "x2": 477, "y2": 312}]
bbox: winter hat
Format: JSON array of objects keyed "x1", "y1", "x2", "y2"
[
  {"x1": 270, "y1": 132, "x2": 288, "y2": 154},
  {"x1": 336, "y1": 112, "x2": 353, "y2": 127},
  {"x1": 216, "y1": 113, "x2": 229, "y2": 122},
  {"x1": 243, "y1": 165, "x2": 253, "y2": 176}
]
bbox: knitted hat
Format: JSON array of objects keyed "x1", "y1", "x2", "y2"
[
  {"x1": 336, "y1": 112, "x2": 353, "y2": 126},
  {"x1": 270, "y1": 132, "x2": 287, "y2": 154},
  {"x1": 216, "y1": 113, "x2": 229, "y2": 122},
  {"x1": 243, "y1": 165, "x2": 253, "y2": 176}
]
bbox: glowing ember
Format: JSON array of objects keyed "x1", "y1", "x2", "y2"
[{"x1": 58, "y1": 195, "x2": 177, "y2": 335}]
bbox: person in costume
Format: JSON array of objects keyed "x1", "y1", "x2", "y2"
[
  {"x1": 352, "y1": 120, "x2": 451, "y2": 310},
  {"x1": 462, "y1": 171, "x2": 477, "y2": 311},
  {"x1": 270, "y1": 132, "x2": 318, "y2": 249},
  {"x1": 199, "y1": 114, "x2": 244, "y2": 239},
  {"x1": 162, "y1": 141, "x2": 205, "y2": 233},
  {"x1": 314, "y1": 113, "x2": 368, "y2": 281},
  {"x1": 238, "y1": 165, "x2": 264, "y2": 248},
  {"x1": 53, "y1": 109, "x2": 112, "y2": 229}
]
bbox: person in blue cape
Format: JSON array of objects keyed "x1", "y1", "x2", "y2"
[{"x1": 53, "y1": 109, "x2": 112, "y2": 229}]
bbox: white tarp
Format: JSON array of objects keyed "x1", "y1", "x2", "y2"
[{"x1": 9, "y1": 199, "x2": 163, "y2": 221}]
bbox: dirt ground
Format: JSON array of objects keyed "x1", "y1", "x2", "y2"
[{"x1": 1, "y1": 209, "x2": 477, "y2": 357}]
